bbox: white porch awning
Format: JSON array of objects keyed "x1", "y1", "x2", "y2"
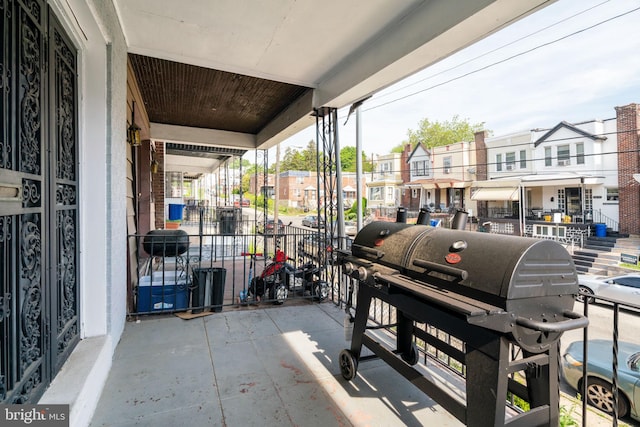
[{"x1": 471, "y1": 187, "x2": 519, "y2": 201}]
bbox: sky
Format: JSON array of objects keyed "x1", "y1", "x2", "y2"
[{"x1": 274, "y1": 0, "x2": 640, "y2": 158}]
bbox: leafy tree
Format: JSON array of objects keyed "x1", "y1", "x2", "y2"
[
  {"x1": 340, "y1": 146, "x2": 374, "y2": 172},
  {"x1": 391, "y1": 115, "x2": 486, "y2": 152},
  {"x1": 279, "y1": 140, "x2": 319, "y2": 171},
  {"x1": 229, "y1": 157, "x2": 251, "y2": 170}
]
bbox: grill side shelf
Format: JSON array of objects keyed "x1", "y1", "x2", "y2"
[{"x1": 373, "y1": 272, "x2": 502, "y2": 318}]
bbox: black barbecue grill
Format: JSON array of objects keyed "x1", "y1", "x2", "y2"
[{"x1": 338, "y1": 220, "x2": 588, "y2": 426}]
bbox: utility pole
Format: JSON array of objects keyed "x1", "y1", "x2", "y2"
[
  {"x1": 274, "y1": 143, "x2": 280, "y2": 230},
  {"x1": 356, "y1": 106, "x2": 363, "y2": 232}
]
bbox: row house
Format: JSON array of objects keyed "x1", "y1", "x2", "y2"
[
  {"x1": 471, "y1": 103, "x2": 640, "y2": 236},
  {"x1": 253, "y1": 170, "x2": 365, "y2": 210},
  {"x1": 401, "y1": 141, "x2": 478, "y2": 216},
  {"x1": 366, "y1": 152, "x2": 404, "y2": 207}
]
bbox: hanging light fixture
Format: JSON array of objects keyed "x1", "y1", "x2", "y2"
[{"x1": 127, "y1": 101, "x2": 141, "y2": 146}]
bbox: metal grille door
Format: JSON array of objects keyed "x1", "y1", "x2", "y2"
[{"x1": 0, "y1": 0, "x2": 79, "y2": 404}]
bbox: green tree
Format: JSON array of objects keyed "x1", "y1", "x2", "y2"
[
  {"x1": 391, "y1": 115, "x2": 486, "y2": 152},
  {"x1": 280, "y1": 140, "x2": 321, "y2": 171},
  {"x1": 340, "y1": 146, "x2": 374, "y2": 172},
  {"x1": 229, "y1": 156, "x2": 251, "y2": 170}
]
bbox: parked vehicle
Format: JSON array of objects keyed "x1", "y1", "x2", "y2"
[
  {"x1": 344, "y1": 221, "x2": 357, "y2": 236},
  {"x1": 284, "y1": 259, "x2": 329, "y2": 301},
  {"x1": 233, "y1": 198, "x2": 250, "y2": 207},
  {"x1": 576, "y1": 274, "x2": 640, "y2": 307},
  {"x1": 302, "y1": 215, "x2": 324, "y2": 228},
  {"x1": 257, "y1": 218, "x2": 285, "y2": 234},
  {"x1": 561, "y1": 339, "x2": 640, "y2": 422},
  {"x1": 248, "y1": 249, "x2": 289, "y2": 304}
]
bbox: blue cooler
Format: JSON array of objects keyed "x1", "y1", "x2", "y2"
[{"x1": 137, "y1": 271, "x2": 189, "y2": 312}]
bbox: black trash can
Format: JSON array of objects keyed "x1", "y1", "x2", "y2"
[
  {"x1": 217, "y1": 207, "x2": 236, "y2": 235},
  {"x1": 191, "y1": 267, "x2": 226, "y2": 313}
]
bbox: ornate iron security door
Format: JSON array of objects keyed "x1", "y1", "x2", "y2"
[{"x1": 0, "y1": 1, "x2": 79, "y2": 404}]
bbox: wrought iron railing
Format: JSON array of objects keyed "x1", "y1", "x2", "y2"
[
  {"x1": 592, "y1": 209, "x2": 619, "y2": 233},
  {"x1": 128, "y1": 225, "x2": 349, "y2": 315}
]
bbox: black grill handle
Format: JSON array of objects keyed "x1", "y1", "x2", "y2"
[
  {"x1": 353, "y1": 244, "x2": 384, "y2": 259},
  {"x1": 413, "y1": 259, "x2": 468, "y2": 280},
  {"x1": 515, "y1": 310, "x2": 588, "y2": 333}
]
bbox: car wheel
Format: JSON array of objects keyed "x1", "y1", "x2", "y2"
[
  {"x1": 584, "y1": 377, "x2": 629, "y2": 418},
  {"x1": 576, "y1": 285, "x2": 595, "y2": 304}
]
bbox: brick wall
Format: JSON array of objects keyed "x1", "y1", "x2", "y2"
[
  {"x1": 615, "y1": 104, "x2": 640, "y2": 235},
  {"x1": 153, "y1": 142, "x2": 165, "y2": 229}
]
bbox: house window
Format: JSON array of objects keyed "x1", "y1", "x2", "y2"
[
  {"x1": 412, "y1": 188, "x2": 417, "y2": 198},
  {"x1": 293, "y1": 188, "x2": 300, "y2": 197},
  {"x1": 557, "y1": 145, "x2": 570, "y2": 165},
  {"x1": 412, "y1": 160, "x2": 427, "y2": 176},
  {"x1": 557, "y1": 188, "x2": 565, "y2": 211},
  {"x1": 496, "y1": 154, "x2": 502, "y2": 172},
  {"x1": 370, "y1": 187, "x2": 382, "y2": 200},
  {"x1": 544, "y1": 147, "x2": 552, "y2": 166},
  {"x1": 585, "y1": 188, "x2": 593, "y2": 219},
  {"x1": 606, "y1": 188, "x2": 619, "y2": 201},
  {"x1": 505, "y1": 152, "x2": 516, "y2": 170},
  {"x1": 443, "y1": 157, "x2": 452, "y2": 173},
  {"x1": 519, "y1": 150, "x2": 526, "y2": 169},
  {"x1": 576, "y1": 143, "x2": 585, "y2": 165},
  {"x1": 386, "y1": 187, "x2": 394, "y2": 200},
  {"x1": 381, "y1": 162, "x2": 391, "y2": 174}
]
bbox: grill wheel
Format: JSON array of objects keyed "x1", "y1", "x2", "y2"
[{"x1": 339, "y1": 349, "x2": 358, "y2": 380}]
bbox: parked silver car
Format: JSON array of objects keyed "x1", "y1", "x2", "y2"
[
  {"x1": 562, "y1": 339, "x2": 640, "y2": 422},
  {"x1": 576, "y1": 274, "x2": 640, "y2": 307}
]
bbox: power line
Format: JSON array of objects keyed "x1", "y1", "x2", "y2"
[
  {"x1": 372, "y1": 0, "x2": 612, "y2": 102},
  {"x1": 350, "y1": 5, "x2": 640, "y2": 115}
]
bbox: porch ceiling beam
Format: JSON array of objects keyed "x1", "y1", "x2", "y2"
[
  {"x1": 164, "y1": 154, "x2": 222, "y2": 174},
  {"x1": 256, "y1": 89, "x2": 315, "y2": 150},
  {"x1": 314, "y1": 0, "x2": 552, "y2": 108},
  {"x1": 151, "y1": 123, "x2": 256, "y2": 149}
]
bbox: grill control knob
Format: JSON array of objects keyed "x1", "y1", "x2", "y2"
[
  {"x1": 343, "y1": 262, "x2": 355, "y2": 274},
  {"x1": 356, "y1": 266, "x2": 369, "y2": 281}
]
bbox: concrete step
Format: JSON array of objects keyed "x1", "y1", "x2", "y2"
[
  {"x1": 584, "y1": 244, "x2": 612, "y2": 252},
  {"x1": 573, "y1": 261, "x2": 593, "y2": 270},
  {"x1": 585, "y1": 238, "x2": 616, "y2": 248},
  {"x1": 576, "y1": 265, "x2": 590, "y2": 274}
]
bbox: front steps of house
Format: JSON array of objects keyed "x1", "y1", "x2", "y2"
[{"x1": 572, "y1": 233, "x2": 640, "y2": 275}]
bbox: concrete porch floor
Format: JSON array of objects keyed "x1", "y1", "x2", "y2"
[{"x1": 89, "y1": 302, "x2": 464, "y2": 427}]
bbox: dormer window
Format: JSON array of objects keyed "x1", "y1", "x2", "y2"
[{"x1": 557, "y1": 145, "x2": 570, "y2": 166}]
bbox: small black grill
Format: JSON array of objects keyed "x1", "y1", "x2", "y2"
[{"x1": 338, "y1": 221, "x2": 588, "y2": 426}]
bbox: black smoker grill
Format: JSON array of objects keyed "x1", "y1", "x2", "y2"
[{"x1": 338, "y1": 221, "x2": 588, "y2": 426}]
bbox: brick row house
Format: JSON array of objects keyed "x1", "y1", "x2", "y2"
[
  {"x1": 250, "y1": 170, "x2": 364, "y2": 210},
  {"x1": 373, "y1": 103, "x2": 640, "y2": 238},
  {"x1": 400, "y1": 141, "x2": 478, "y2": 216}
]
